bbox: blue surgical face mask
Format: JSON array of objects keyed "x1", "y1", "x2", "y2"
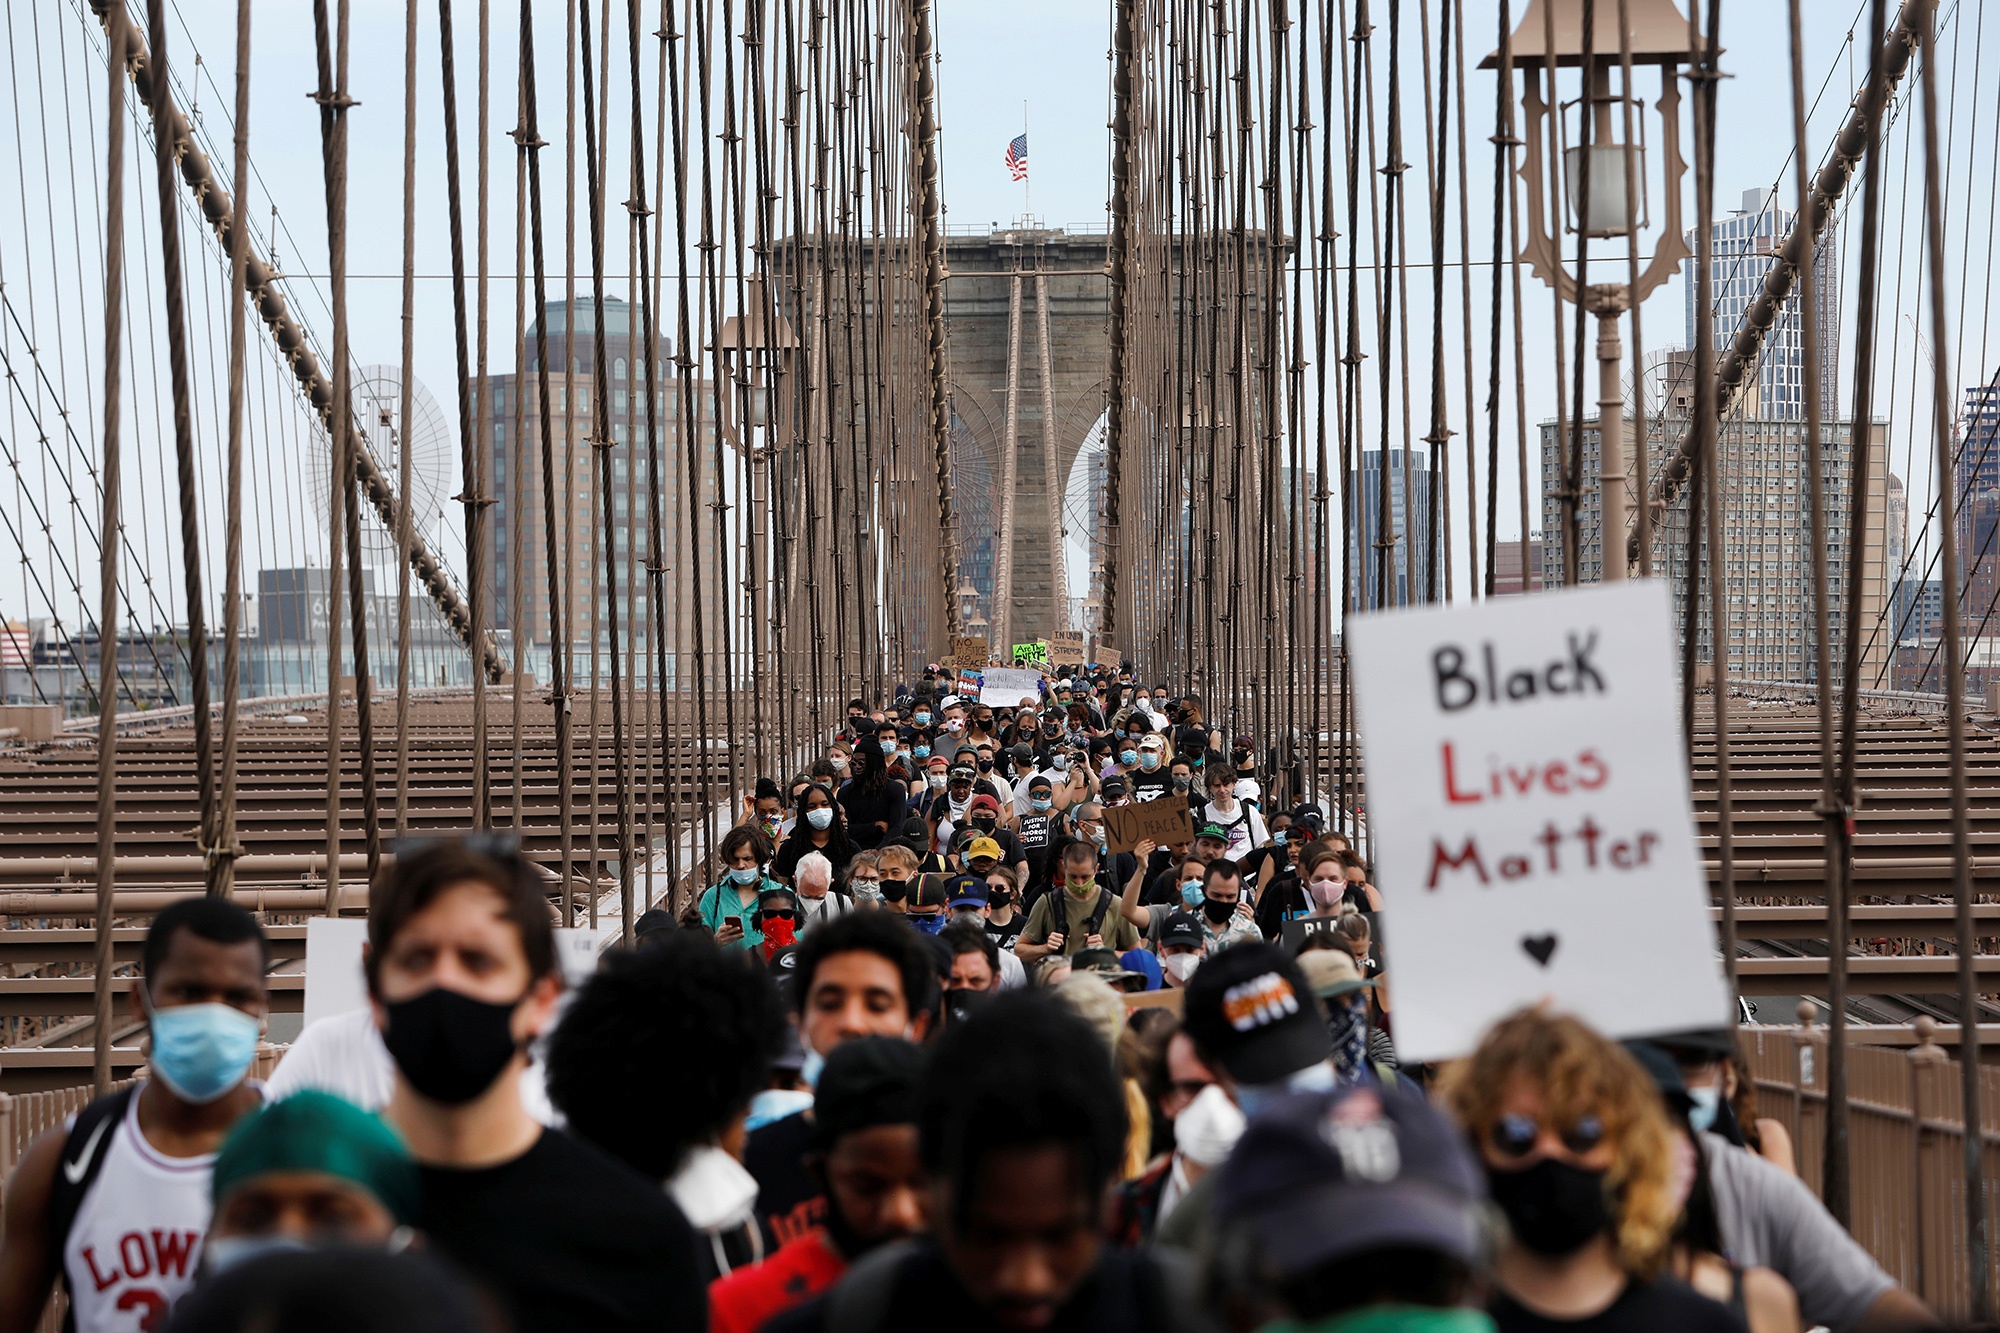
[
  {"x1": 1120, "y1": 749, "x2": 1138, "y2": 766},
  {"x1": 148, "y1": 1000, "x2": 262, "y2": 1104},
  {"x1": 1233, "y1": 1060, "x2": 1338, "y2": 1120},
  {"x1": 203, "y1": 1234, "x2": 312, "y2": 1276},
  {"x1": 880, "y1": 738, "x2": 898, "y2": 754},
  {"x1": 729, "y1": 865, "x2": 761, "y2": 886},
  {"x1": 1031, "y1": 797, "x2": 1053, "y2": 813},
  {"x1": 915, "y1": 712, "x2": 932, "y2": 726},
  {"x1": 914, "y1": 744, "x2": 931, "y2": 760},
  {"x1": 1180, "y1": 879, "x2": 1204, "y2": 907},
  {"x1": 1686, "y1": 1083, "x2": 1722, "y2": 1134},
  {"x1": 1273, "y1": 830, "x2": 1289, "y2": 846}
]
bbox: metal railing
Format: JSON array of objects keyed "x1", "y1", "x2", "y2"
[{"x1": 1742, "y1": 1019, "x2": 2000, "y2": 1319}]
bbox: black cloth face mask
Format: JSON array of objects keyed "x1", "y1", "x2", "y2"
[
  {"x1": 382, "y1": 986, "x2": 525, "y2": 1106},
  {"x1": 1485, "y1": 1156, "x2": 1613, "y2": 1257}
]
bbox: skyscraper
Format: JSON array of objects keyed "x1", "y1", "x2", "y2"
[
  {"x1": 1958, "y1": 384, "x2": 2000, "y2": 632},
  {"x1": 1348, "y1": 449, "x2": 1433, "y2": 610},
  {"x1": 474, "y1": 297, "x2": 726, "y2": 689},
  {"x1": 1539, "y1": 411, "x2": 1887, "y2": 687},
  {"x1": 1685, "y1": 188, "x2": 1840, "y2": 423}
]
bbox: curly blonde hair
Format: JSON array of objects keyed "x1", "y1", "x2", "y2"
[{"x1": 1436, "y1": 1009, "x2": 1677, "y2": 1277}]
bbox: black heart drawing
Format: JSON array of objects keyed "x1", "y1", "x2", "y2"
[{"x1": 1521, "y1": 934, "x2": 1559, "y2": 968}]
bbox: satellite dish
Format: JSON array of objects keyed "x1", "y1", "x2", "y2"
[{"x1": 309, "y1": 366, "x2": 453, "y2": 571}]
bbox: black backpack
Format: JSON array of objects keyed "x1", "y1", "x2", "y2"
[{"x1": 47, "y1": 1087, "x2": 138, "y2": 1331}]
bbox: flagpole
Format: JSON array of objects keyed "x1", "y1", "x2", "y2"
[{"x1": 1022, "y1": 102, "x2": 1031, "y2": 222}]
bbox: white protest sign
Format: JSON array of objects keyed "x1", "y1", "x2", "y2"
[
  {"x1": 1347, "y1": 580, "x2": 1728, "y2": 1062},
  {"x1": 979, "y1": 665, "x2": 1045, "y2": 709}
]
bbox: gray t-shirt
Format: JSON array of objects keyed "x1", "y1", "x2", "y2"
[{"x1": 1701, "y1": 1131, "x2": 1894, "y2": 1333}]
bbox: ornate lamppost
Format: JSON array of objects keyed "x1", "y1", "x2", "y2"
[{"x1": 1489, "y1": 0, "x2": 1694, "y2": 580}]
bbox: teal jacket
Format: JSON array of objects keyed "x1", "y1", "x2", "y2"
[{"x1": 696, "y1": 875, "x2": 783, "y2": 951}]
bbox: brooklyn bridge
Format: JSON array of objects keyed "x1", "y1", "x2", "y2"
[{"x1": 0, "y1": 0, "x2": 1995, "y2": 1326}]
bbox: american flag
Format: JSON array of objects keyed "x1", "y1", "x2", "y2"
[{"x1": 1004, "y1": 134, "x2": 1028, "y2": 182}]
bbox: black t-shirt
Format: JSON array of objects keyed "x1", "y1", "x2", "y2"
[
  {"x1": 768, "y1": 1240, "x2": 1198, "y2": 1333},
  {"x1": 1490, "y1": 1276, "x2": 1749, "y2": 1333},
  {"x1": 1127, "y1": 768, "x2": 1173, "y2": 802},
  {"x1": 743, "y1": 1108, "x2": 824, "y2": 1252},
  {"x1": 984, "y1": 911, "x2": 1026, "y2": 950},
  {"x1": 416, "y1": 1128, "x2": 705, "y2": 1333}
]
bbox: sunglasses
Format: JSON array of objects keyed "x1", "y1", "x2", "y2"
[
  {"x1": 1489, "y1": 1112, "x2": 1606, "y2": 1159},
  {"x1": 759, "y1": 908, "x2": 800, "y2": 924}
]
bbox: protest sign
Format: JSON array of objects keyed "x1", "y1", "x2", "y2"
[
  {"x1": 1346, "y1": 580, "x2": 1729, "y2": 1062},
  {"x1": 1049, "y1": 630, "x2": 1086, "y2": 666},
  {"x1": 978, "y1": 665, "x2": 1045, "y2": 708},
  {"x1": 1102, "y1": 797, "x2": 1195, "y2": 853},
  {"x1": 951, "y1": 635, "x2": 989, "y2": 669},
  {"x1": 1011, "y1": 641, "x2": 1050, "y2": 668}
]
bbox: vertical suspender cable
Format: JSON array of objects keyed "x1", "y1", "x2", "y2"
[
  {"x1": 1105, "y1": 0, "x2": 1134, "y2": 654},
  {"x1": 1787, "y1": 0, "x2": 1846, "y2": 1231},
  {"x1": 439, "y1": 0, "x2": 487, "y2": 827},
  {"x1": 906, "y1": 0, "x2": 954, "y2": 655},
  {"x1": 1827, "y1": 0, "x2": 1892, "y2": 1229},
  {"x1": 217, "y1": 0, "x2": 253, "y2": 896},
  {"x1": 521, "y1": 0, "x2": 574, "y2": 918},
  {"x1": 1915, "y1": 0, "x2": 1993, "y2": 1310},
  {"x1": 1482, "y1": 0, "x2": 1511, "y2": 596},
  {"x1": 396, "y1": 0, "x2": 420, "y2": 836},
  {"x1": 1691, "y1": 0, "x2": 1735, "y2": 1007},
  {"x1": 314, "y1": 0, "x2": 378, "y2": 887},
  {"x1": 146, "y1": 0, "x2": 218, "y2": 895},
  {"x1": 91, "y1": 9, "x2": 127, "y2": 1098},
  {"x1": 580, "y1": 0, "x2": 635, "y2": 943}
]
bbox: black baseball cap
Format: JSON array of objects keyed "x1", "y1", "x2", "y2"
[
  {"x1": 910, "y1": 873, "x2": 952, "y2": 910},
  {"x1": 1100, "y1": 776, "x2": 1130, "y2": 800},
  {"x1": 1159, "y1": 911, "x2": 1204, "y2": 951},
  {"x1": 1216, "y1": 1083, "x2": 1488, "y2": 1276},
  {"x1": 1182, "y1": 942, "x2": 1331, "y2": 1085},
  {"x1": 812, "y1": 1037, "x2": 927, "y2": 1148}
]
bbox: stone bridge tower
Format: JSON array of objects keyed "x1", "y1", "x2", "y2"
[{"x1": 943, "y1": 227, "x2": 1111, "y2": 649}]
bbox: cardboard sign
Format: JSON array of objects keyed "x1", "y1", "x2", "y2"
[
  {"x1": 979, "y1": 665, "x2": 1045, "y2": 708},
  {"x1": 1346, "y1": 581, "x2": 1729, "y2": 1063},
  {"x1": 1103, "y1": 798, "x2": 1195, "y2": 853},
  {"x1": 1124, "y1": 987, "x2": 1184, "y2": 1014},
  {"x1": 1049, "y1": 630, "x2": 1086, "y2": 667},
  {"x1": 951, "y1": 635, "x2": 989, "y2": 669}
]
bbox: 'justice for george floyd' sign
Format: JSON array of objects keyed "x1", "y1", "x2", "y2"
[{"x1": 1347, "y1": 581, "x2": 1730, "y2": 1062}]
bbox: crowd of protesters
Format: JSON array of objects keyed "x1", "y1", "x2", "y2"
[{"x1": 0, "y1": 660, "x2": 1958, "y2": 1332}]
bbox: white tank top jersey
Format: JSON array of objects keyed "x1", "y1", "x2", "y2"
[{"x1": 60, "y1": 1091, "x2": 216, "y2": 1333}]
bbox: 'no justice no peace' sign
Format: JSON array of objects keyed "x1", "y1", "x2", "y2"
[{"x1": 1347, "y1": 580, "x2": 1730, "y2": 1063}]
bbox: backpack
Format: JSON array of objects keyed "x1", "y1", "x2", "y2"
[{"x1": 48, "y1": 1086, "x2": 138, "y2": 1330}]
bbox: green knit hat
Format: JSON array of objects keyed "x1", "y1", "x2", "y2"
[{"x1": 211, "y1": 1091, "x2": 420, "y2": 1225}]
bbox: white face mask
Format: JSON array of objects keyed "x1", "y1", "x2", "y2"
[
  {"x1": 1162, "y1": 951, "x2": 1201, "y2": 984},
  {"x1": 1174, "y1": 1083, "x2": 1244, "y2": 1166},
  {"x1": 806, "y1": 807, "x2": 834, "y2": 830}
]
